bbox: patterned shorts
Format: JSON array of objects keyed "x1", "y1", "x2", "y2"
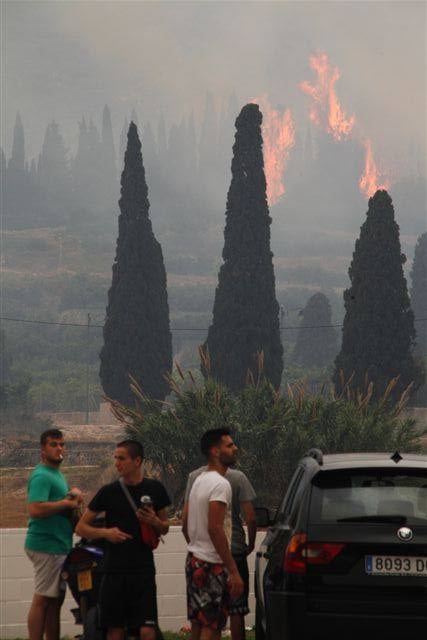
[{"x1": 185, "y1": 553, "x2": 230, "y2": 630}]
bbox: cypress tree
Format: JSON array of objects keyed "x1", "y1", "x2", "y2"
[
  {"x1": 333, "y1": 190, "x2": 423, "y2": 398},
  {"x1": 293, "y1": 293, "x2": 337, "y2": 367},
  {"x1": 8, "y1": 112, "x2": 25, "y2": 172},
  {"x1": 99, "y1": 122, "x2": 172, "y2": 404},
  {"x1": 203, "y1": 103, "x2": 283, "y2": 391},
  {"x1": 410, "y1": 232, "x2": 427, "y2": 358}
]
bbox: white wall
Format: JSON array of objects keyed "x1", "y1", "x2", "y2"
[{"x1": 0, "y1": 528, "x2": 265, "y2": 637}]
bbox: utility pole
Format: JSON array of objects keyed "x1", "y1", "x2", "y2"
[{"x1": 85, "y1": 313, "x2": 91, "y2": 425}]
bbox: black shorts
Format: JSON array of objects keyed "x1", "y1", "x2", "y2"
[
  {"x1": 229, "y1": 554, "x2": 250, "y2": 616},
  {"x1": 99, "y1": 572, "x2": 158, "y2": 630}
]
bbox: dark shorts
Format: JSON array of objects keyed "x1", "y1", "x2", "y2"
[
  {"x1": 99, "y1": 572, "x2": 157, "y2": 630},
  {"x1": 229, "y1": 554, "x2": 250, "y2": 616},
  {"x1": 186, "y1": 553, "x2": 230, "y2": 630}
]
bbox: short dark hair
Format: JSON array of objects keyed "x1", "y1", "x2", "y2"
[
  {"x1": 40, "y1": 429, "x2": 63, "y2": 446},
  {"x1": 116, "y1": 439, "x2": 144, "y2": 460},
  {"x1": 200, "y1": 428, "x2": 231, "y2": 457}
]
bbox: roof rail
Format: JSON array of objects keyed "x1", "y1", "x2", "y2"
[{"x1": 305, "y1": 448, "x2": 323, "y2": 466}]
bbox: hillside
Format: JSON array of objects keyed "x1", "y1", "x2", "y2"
[{"x1": 1, "y1": 223, "x2": 420, "y2": 414}]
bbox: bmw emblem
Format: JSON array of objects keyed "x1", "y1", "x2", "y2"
[{"x1": 397, "y1": 527, "x2": 413, "y2": 541}]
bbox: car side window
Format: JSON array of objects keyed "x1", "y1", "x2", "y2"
[{"x1": 277, "y1": 467, "x2": 305, "y2": 523}]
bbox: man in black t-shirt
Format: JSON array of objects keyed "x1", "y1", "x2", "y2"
[{"x1": 76, "y1": 440, "x2": 170, "y2": 640}]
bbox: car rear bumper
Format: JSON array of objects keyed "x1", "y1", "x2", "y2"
[{"x1": 265, "y1": 591, "x2": 427, "y2": 639}]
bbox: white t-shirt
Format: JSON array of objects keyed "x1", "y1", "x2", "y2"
[{"x1": 187, "y1": 470, "x2": 232, "y2": 564}]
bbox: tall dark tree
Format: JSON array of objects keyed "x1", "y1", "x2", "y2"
[
  {"x1": 203, "y1": 103, "x2": 283, "y2": 391},
  {"x1": 410, "y1": 232, "x2": 427, "y2": 358},
  {"x1": 100, "y1": 122, "x2": 172, "y2": 404},
  {"x1": 293, "y1": 293, "x2": 337, "y2": 367},
  {"x1": 333, "y1": 190, "x2": 423, "y2": 398}
]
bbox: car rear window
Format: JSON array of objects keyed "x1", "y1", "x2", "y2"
[{"x1": 309, "y1": 468, "x2": 427, "y2": 524}]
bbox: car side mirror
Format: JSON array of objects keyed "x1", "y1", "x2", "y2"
[{"x1": 255, "y1": 506, "x2": 275, "y2": 528}]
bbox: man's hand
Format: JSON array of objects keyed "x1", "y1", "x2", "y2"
[
  {"x1": 137, "y1": 506, "x2": 158, "y2": 527},
  {"x1": 228, "y1": 570, "x2": 244, "y2": 601},
  {"x1": 105, "y1": 527, "x2": 133, "y2": 544},
  {"x1": 69, "y1": 487, "x2": 84, "y2": 504}
]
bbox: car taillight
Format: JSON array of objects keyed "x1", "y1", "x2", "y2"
[
  {"x1": 284, "y1": 534, "x2": 345, "y2": 574},
  {"x1": 283, "y1": 533, "x2": 308, "y2": 574},
  {"x1": 304, "y1": 542, "x2": 345, "y2": 564}
]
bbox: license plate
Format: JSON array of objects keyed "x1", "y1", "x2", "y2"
[
  {"x1": 77, "y1": 569, "x2": 93, "y2": 591},
  {"x1": 366, "y1": 555, "x2": 427, "y2": 576}
]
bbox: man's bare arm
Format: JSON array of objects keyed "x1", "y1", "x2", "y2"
[
  {"x1": 28, "y1": 495, "x2": 80, "y2": 519},
  {"x1": 75, "y1": 508, "x2": 132, "y2": 544},
  {"x1": 241, "y1": 500, "x2": 257, "y2": 554},
  {"x1": 181, "y1": 501, "x2": 190, "y2": 543},
  {"x1": 138, "y1": 506, "x2": 170, "y2": 535},
  {"x1": 208, "y1": 501, "x2": 244, "y2": 599}
]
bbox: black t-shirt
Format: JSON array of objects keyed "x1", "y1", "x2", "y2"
[{"x1": 88, "y1": 478, "x2": 171, "y2": 573}]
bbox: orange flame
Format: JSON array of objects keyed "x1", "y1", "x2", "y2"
[
  {"x1": 300, "y1": 52, "x2": 355, "y2": 141},
  {"x1": 359, "y1": 139, "x2": 390, "y2": 198},
  {"x1": 252, "y1": 95, "x2": 295, "y2": 206}
]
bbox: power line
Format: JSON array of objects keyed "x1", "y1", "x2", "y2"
[
  {"x1": 1, "y1": 314, "x2": 427, "y2": 332},
  {"x1": 0, "y1": 316, "x2": 102, "y2": 328}
]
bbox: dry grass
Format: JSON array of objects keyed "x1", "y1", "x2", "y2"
[{"x1": 0, "y1": 465, "x2": 106, "y2": 528}]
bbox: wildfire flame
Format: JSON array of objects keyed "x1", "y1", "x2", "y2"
[
  {"x1": 252, "y1": 95, "x2": 295, "y2": 206},
  {"x1": 359, "y1": 139, "x2": 390, "y2": 198},
  {"x1": 300, "y1": 52, "x2": 355, "y2": 142}
]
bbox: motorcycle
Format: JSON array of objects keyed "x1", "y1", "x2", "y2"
[{"x1": 61, "y1": 541, "x2": 105, "y2": 640}]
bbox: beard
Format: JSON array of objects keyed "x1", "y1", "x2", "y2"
[{"x1": 45, "y1": 454, "x2": 63, "y2": 466}]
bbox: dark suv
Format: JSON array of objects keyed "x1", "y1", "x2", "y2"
[{"x1": 255, "y1": 450, "x2": 427, "y2": 640}]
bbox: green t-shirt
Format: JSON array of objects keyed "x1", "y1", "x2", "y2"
[{"x1": 25, "y1": 464, "x2": 73, "y2": 555}]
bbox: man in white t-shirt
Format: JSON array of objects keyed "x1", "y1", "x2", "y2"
[
  {"x1": 183, "y1": 466, "x2": 256, "y2": 640},
  {"x1": 184, "y1": 428, "x2": 244, "y2": 640}
]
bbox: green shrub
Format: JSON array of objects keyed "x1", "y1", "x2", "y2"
[{"x1": 108, "y1": 360, "x2": 425, "y2": 510}]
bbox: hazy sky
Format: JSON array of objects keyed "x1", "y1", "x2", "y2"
[{"x1": 3, "y1": 0, "x2": 426, "y2": 170}]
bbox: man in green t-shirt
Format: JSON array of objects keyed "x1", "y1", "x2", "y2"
[{"x1": 25, "y1": 428, "x2": 83, "y2": 640}]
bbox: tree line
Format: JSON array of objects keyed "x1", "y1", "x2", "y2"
[
  {"x1": 3, "y1": 98, "x2": 425, "y2": 240},
  {"x1": 2, "y1": 96, "x2": 239, "y2": 232}
]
